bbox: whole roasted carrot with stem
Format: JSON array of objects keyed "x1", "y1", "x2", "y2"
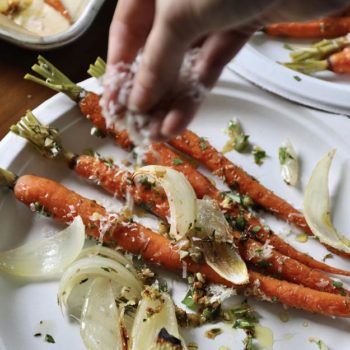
[
  {"x1": 284, "y1": 47, "x2": 350, "y2": 74},
  {"x1": 11, "y1": 112, "x2": 350, "y2": 293},
  {"x1": 24, "y1": 56, "x2": 350, "y2": 266},
  {"x1": 263, "y1": 16, "x2": 350, "y2": 39},
  {"x1": 2, "y1": 170, "x2": 350, "y2": 317}
]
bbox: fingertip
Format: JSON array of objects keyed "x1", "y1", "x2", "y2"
[{"x1": 160, "y1": 97, "x2": 199, "y2": 139}]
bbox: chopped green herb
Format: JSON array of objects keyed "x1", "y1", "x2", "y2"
[
  {"x1": 138, "y1": 175, "x2": 156, "y2": 190},
  {"x1": 252, "y1": 146, "x2": 266, "y2": 165},
  {"x1": 283, "y1": 43, "x2": 294, "y2": 51},
  {"x1": 251, "y1": 226, "x2": 261, "y2": 233},
  {"x1": 199, "y1": 137, "x2": 208, "y2": 150},
  {"x1": 79, "y1": 278, "x2": 89, "y2": 284},
  {"x1": 158, "y1": 279, "x2": 169, "y2": 293},
  {"x1": 279, "y1": 146, "x2": 294, "y2": 165},
  {"x1": 172, "y1": 158, "x2": 184, "y2": 165},
  {"x1": 45, "y1": 334, "x2": 55, "y2": 344},
  {"x1": 322, "y1": 253, "x2": 334, "y2": 262},
  {"x1": 235, "y1": 215, "x2": 247, "y2": 232},
  {"x1": 34, "y1": 333, "x2": 42, "y2": 337},
  {"x1": 332, "y1": 281, "x2": 343, "y2": 289},
  {"x1": 181, "y1": 289, "x2": 198, "y2": 311},
  {"x1": 293, "y1": 75, "x2": 302, "y2": 82},
  {"x1": 234, "y1": 134, "x2": 250, "y2": 152},
  {"x1": 223, "y1": 118, "x2": 250, "y2": 154}
]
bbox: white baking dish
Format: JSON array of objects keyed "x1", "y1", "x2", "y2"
[{"x1": 0, "y1": 0, "x2": 105, "y2": 50}]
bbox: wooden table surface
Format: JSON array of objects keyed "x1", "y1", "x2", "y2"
[{"x1": 0, "y1": 0, "x2": 117, "y2": 140}]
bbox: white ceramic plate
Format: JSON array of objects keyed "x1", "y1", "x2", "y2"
[
  {"x1": 229, "y1": 33, "x2": 350, "y2": 116},
  {"x1": 0, "y1": 72, "x2": 350, "y2": 350}
]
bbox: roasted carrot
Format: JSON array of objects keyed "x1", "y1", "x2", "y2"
[
  {"x1": 285, "y1": 47, "x2": 350, "y2": 74},
  {"x1": 24, "y1": 56, "x2": 350, "y2": 269},
  {"x1": 169, "y1": 130, "x2": 311, "y2": 232},
  {"x1": 12, "y1": 113, "x2": 350, "y2": 292},
  {"x1": 44, "y1": 0, "x2": 71, "y2": 23},
  {"x1": 3, "y1": 172, "x2": 350, "y2": 317},
  {"x1": 263, "y1": 17, "x2": 350, "y2": 39},
  {"x1": 241, "y1": 239, "x2": 349, "y2": 296}
]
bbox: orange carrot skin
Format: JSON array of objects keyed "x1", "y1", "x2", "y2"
[
  {"x1": 169, "y1": 130, "x2": 311, "y2": 234},
  {"x1": 241, "y1": 240, "x2": 349, "y2": 296},
  {"x1": 329, "y1": 47, "x2": 350, "y2": 73},
  {"x1": 76, "y1": 92, "x2": 350, "y2": 272},
  {"x1": 13, "y1": 175, "x2": 350, "y2": 317},
  {"x1": 74, "y1": 155, "x2": 169, "y2": 218},
  {"x1": 44, "y1": 0, "x2": 72, "y2": 23},
  {"x1": 79, "y1": 92, "x2": 133, "y2": 151},
  {"x1": 263, "y1": 17, "x2": 350, "y2": 39},
  {"x1": 249, "y1": 271, "x2": 350, "y2": 318}
]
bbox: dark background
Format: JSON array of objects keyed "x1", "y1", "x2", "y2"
[{"x1": 0, "y1": 0, "x2": 117, "y2": 139}]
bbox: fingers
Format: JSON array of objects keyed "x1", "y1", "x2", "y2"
[
  {"x1": 128, "y1": 3, "x2": 201, "y2": 112},
  {"x1": 158, "y1": 28, "x2": 255, "y2": 140},
  {"x1": 107, "y1": 0, "x2": 155, "y2": 66}
]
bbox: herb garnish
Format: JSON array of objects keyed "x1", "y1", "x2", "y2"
[
  {"x1": 252, "y1": 146, "x2": 266, "y2": 165},
  {"x1": 172, "y1": 158, "x2": 184, "y2": 165},
  {"x1": 45, "y1": 334, "x2": 55, "y2": 344}
]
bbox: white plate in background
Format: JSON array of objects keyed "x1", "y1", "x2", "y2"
[
  {"x1": 0, "y1": 72, "x2": 349, "y2": 350},
  {"x1": 229, "y1": 33, "x2": 350, "y2": 116}
]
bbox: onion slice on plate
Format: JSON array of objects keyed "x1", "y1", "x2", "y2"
[
  {"x1": 58, "y1": 255, "x2": 143, "y2": 315},
  {"x1": 131, "y1": 287, "x2": 185, "y2": 350},
  {"x1": 134, "y1": 165, "x2": 197, "y2": 240},
  {"x1": 80, "y1": 277, "x2": 125, "y2": 350},
  {"x1": 0, "y1": 216, "x2": 85, "y2": 279},
  {"x1": 199, "y1": 241, "x2": 249, "y2": 285},
  {"x1": 304, "y1": 149, "x2": 350, "y2": 253},
  {"x1": 77, "y1": 245, "x2": 138, "y2": 278}
]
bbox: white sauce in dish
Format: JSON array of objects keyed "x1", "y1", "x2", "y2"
[{"x1": 8, "y1": 0, "x2": 70, "y2": 36}]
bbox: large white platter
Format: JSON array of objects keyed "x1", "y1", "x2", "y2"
[
  {"x1": 229, "y1": 33, "x2": 350, "y2": 116},
  {"x1": 0, "y1": 71, "x2": 349, "y2": 350}
]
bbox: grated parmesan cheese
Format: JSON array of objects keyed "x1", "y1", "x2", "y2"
[{"x1": 100, "y1": 49, "x2": 208, "y2": 163}]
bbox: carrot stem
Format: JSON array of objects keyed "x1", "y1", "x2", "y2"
[
  {"x1": 87, "y1": 57, "x2": 106, "y2": 79},
  {"x1": 10, "y1": 111, "x2": 74, "y2": 162},
  {"x1": 0, "y1": 168, "x2": 17, "y2": 189},
  {"x1": 24, "y1": 56, "x2": 83, "y2": 102},
  {"x1": 283, "y1": 60, "x2": 329, "y2": 74}
]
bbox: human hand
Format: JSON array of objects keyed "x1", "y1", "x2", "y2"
[{"x1": 105, "y1": 0, "x2": 349, "y2": 141}]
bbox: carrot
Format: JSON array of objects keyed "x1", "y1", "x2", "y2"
[
  {"x1": 241, "y1": 239, "x2": 349, "y2": 296},
  {"x1": 248, "y1": 271, "x2": 350, "y2": 318},
  {"x1": 12, "y1": 113, "x2": 350, "y2": 287},
  {"x1": 24, "y1": 56, "x2": 350, "y2": 269},
  {"x1": 169, "y1": 130, "x2": 311, "y2": 233},
  {"x1": 5, "y1": 172, "x2": 350, "y2": 317},
  {"x1": 263, "y1": 17, "x2": 350, "y2": 39},
  {"x1": 44, "y1": 0, "x2": 72, "y2": 23},
  {"x1": 284, "y1": 47, "x2": 350, "y2": 74}
]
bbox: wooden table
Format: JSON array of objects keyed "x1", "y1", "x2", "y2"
[{"x1": 0, "y1": 0, "x2": 117, "y2": 140}]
